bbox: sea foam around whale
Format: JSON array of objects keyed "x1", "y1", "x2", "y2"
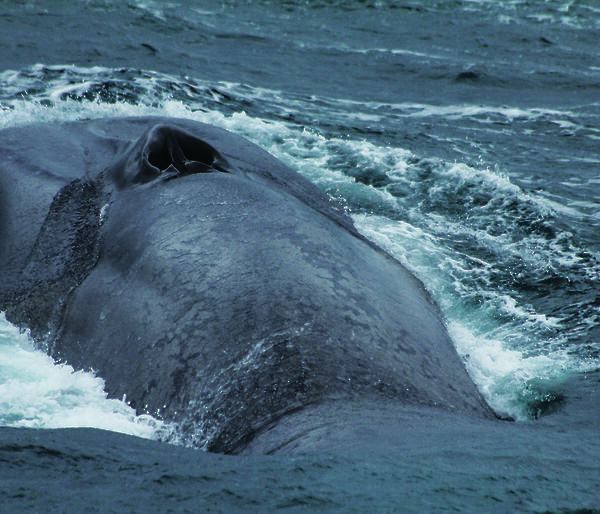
[{"x1": 1, "y1": 65, "x2": 597, "y2": 436}]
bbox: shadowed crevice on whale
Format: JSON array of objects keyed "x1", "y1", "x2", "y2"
[
  {"x1": 0, "y1": 116, "x2": 497, "y2": 454},
  {"x1": 109, "y1": 124, "x2": 232, "y2": 189}
]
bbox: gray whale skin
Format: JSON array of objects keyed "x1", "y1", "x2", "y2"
[{"x1": 0, "y1": 116, "x2": 496, "y2": 454}]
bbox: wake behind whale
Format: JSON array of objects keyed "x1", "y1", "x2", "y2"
[{"x1": 0, "y1": 116, "x2": 495, "y2": 454}]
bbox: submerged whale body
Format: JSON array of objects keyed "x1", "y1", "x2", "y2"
[{"x1": 0, "y1": 117, "x2": 496, "y2": 453}]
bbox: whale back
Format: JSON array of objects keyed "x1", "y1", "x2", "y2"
[{"x1": 0, "y1": 117, "x2": 495, "y2": 453}]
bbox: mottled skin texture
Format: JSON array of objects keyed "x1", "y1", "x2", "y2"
[{"x1": 0, "y1": 117, "x2": 495, "y2": 453}]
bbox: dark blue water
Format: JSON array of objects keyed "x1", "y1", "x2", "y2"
[{"x1": 0, "y1": 0, "x2": 599, "y2": 511}]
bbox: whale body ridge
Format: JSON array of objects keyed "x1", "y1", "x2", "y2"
[{"x1": 0, "y1": 116, "x2": 496, "y2": 453}]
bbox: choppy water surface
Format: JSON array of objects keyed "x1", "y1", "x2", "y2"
[{"x1": 0, "y1": 0, "x2": 599, "y2": 511}]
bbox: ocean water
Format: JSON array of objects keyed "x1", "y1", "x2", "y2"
[{"x1": 0, "y1": 0, "x2": 599, "y2": 511}]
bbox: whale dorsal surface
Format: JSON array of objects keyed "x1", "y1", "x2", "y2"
[{"x1": 0, "y1": 117, "x2": 495, "y2": 453}]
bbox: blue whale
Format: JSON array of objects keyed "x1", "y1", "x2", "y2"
[{"x1": 0, "y1": 117, "x2": 496, "y2": 453}]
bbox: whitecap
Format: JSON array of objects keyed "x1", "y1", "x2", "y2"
[{"x1": 0, "y1": 313, "x2": 173, "y2": 441}]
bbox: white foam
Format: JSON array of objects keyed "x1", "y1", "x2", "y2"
[
  {"x1": 337, "y1": 45, "x2": 446, "y2": 60},
  {"x1": 495, "y1": 294, "x2": 562, "y2": 329},
  {"x1": 0, "y1": 64, "x2": 586, "y2": 137},
  {"x1": 315, "y1": 94, "x2": 576, "y2": 123},
  {"x1": 446, "y1": 321, "x2": 571, "y2": 420},
  {"x1": 351, "y1": 213, "x2": 594, "y2": 419},
  {"x1": 190, "y1": 108, "x2": 409, "y2": 204},
  {"x1": 0, "y1": 313, "x2": 172, "y2": 440}
]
